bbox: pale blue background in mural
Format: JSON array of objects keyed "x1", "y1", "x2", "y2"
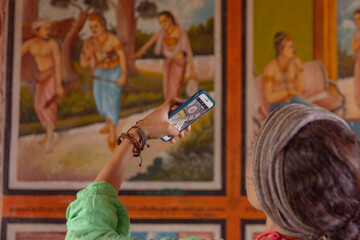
[{"x1": 337, "y1": 0, "x2": 360, "y2": 54}]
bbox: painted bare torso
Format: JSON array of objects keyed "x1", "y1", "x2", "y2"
[
  {"x1": 88, "y1": 33, "x2": 121, "y2": 65},
  {"x1": 267, "y1": 59, "x2": 298, "y2": 93},
  {"x1": 163, "y1": 25, "x2": 185, "y2": 60},
  {"x1": 27, "y1": 38, "x2": 56, "y2": 72}
]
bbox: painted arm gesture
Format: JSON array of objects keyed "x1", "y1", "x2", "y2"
[{"x1": 135, "y1": 31, "x2": 161, "y2": 58}]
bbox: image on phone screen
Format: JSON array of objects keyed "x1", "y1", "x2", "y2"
[{"x1": 162, "y1": 92, "x2": 215, "y2": 141}]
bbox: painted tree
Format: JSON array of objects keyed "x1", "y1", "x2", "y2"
[
  {"x1": 21, "y1": 0, "x2": 38, "y2": 84},
  {"x1": 50, "y1": 0, "x2": 96, "y2": 81},
  {"x1": 51, "y1": 0, "x2": 157, "y2": 76},
  {"x1": 108, "y1": 0, "x2": 157, "y2": 73}
]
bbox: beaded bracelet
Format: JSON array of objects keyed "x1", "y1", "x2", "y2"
[
  {"x1": 116, "y1": 121, "x2": 149, "y2": 167},
  {"x1": 135, "y1": 126, "x2": 147, "y2": 147}
]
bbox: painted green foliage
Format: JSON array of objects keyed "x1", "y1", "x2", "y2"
[{"x1": 130, "y1": 111, "x2": 214, "y2": 182}]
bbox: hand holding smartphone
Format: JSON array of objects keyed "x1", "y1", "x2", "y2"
[{"x1": 161, "y1": 90, "x2": 215, "y2": 142}]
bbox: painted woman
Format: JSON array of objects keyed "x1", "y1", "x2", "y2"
[
  {"x1": 136, "y1": 10, "x2": 197, "y2": 100},
  {"x1": 352, "y1": 9, "x2": 360, "y2": 108},
  {"x1": 262, "y1": 32, "x2": 310, "y2": 112}
]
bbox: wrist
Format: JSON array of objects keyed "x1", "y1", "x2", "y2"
[
  {"x1": 128, "y1": 128, "x2": 141, "y2": 142},
  {"x1": 116, "y1": 124, "x2": 150, "y2": 167}
]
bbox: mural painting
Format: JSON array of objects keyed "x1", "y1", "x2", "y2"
[
  {"x1": 337, "y1": 0, "x2": 360, "y2": 130},
  {"x1": 6, "y1": 0, "x2": 223, "y2": 192},
  {"x1": 4, "y1": 222, "x2": 222, "y2": 240},
  {"x1": 0, "y1": 0, "x2": 6, "y2": 165},
  {"x1": 244, "y1": 0, "x2": 354, "y2": 195}
]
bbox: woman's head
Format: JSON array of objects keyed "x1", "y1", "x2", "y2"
[
  {"x1": 248, "y1": 104, "x2": 360, "y2": 239},
  {"x1": 89, "y1": 13, "x2": 107, "y2": 37},
  {"x1": 354, "y1": 9, "x2": 360, "y2": 29},
  {"x1": 157, "y1": 11, "x2": 176, "y2": 31},
  {"x1": 274, "y1": 32, "x2": 295, "y2": 58},
  {"x1": 284, "y1": 120, "x2": 360, "y2": 240}
]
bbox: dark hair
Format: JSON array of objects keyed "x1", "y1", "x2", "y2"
[
  {"x1": 157, "y1": 10, "x2": 176, "y2": 25},
  {"x1": 354, "y1": 8, "x2": 360, "y2": 16},
  {"x1": 89, "y1": 13, "x2": 107, "y2": 30},
  {"x1": 274, "y1": 32, "x2": 292, "y2": 56},
  {"x1": 284, "y1": 120, "x2": 360, "y2": 240}
]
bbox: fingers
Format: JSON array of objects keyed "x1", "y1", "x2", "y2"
[
  {"x1": 178, "y1": 131, "x2": 185, "y2": 138},
  {"x1": 167, "y1": 127, "x2": 190, "y2": 143},
  {"x1": 163, "y1": 97, "x2": 183, "y2": 109},
  {"x1": 166, "y1": 124, "x2": 180, "y2": 137}
]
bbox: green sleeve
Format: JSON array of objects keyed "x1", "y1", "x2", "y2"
[
  {"x1": 65, "y1": 181, "x2": 140, "y2": 240},
  {"x1": 65, "y1": 181, "x2": 218, "y2": 240}
]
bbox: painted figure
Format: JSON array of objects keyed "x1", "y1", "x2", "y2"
[
  {"x1": 80, "y1": 13, "x2": 127, "y2": 150},
  {"x1": 263, "y1": 32, "x2": 309, "y2": 112},
  {"x1": 21, "y1": 17, "x2": 64, "y2": 152},
  {"x1": 352, "y1": 9, "x2": 360, "y2": 108},
  {"x1": 136, "y1": 10, "x2": 197, "y2": 100}
]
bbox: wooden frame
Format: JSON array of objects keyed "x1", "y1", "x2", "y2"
[
  {"x1": 240, "y1": 219, "x2": 266, "y2": 240},
  {"x1": 1, "y1": 218, "x2": 224, "y2": 240},
  {"x1": 4, "y1": 0, "x2": 224, "y2": 194},
  {"x1": 0, "y1": 0, "x2": 269, "y2": 239},
  {"x1": 313, "y1": 0, "x2": 337, "y2": 81}
]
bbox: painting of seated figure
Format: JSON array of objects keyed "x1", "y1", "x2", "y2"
[{"x1": 244, "y1": 0, "x2": 357, "y2": 196}]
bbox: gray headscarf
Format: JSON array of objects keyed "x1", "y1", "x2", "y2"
[{"x1": 252, "y1": 104, "x2": 350, "y2": 239}]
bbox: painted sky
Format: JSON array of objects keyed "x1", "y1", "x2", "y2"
[
  {"x1": 136, "y1": 0, "x2": 214, "y2": 33},
  {"x1": 337, "y1": 0, "x2": 360, "y2": 53},
  {"x1": 38, "y1": 0, "x2": 214, "y2": 38}
]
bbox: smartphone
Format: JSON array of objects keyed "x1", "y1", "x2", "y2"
[{"x1": 161, "y1": 90, "x2": 215, "y2": 142}]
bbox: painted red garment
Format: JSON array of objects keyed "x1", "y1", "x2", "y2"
[
  {"x1": 35, "y1": 67, "x2": 57, "y2": 128},
  {"x1": 163, "y1": 58, "x2": 186, "y2": 100}
]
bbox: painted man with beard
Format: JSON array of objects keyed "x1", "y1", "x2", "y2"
[{"x1": 21, "y1": 17, "x2": 64, "y2": 152}]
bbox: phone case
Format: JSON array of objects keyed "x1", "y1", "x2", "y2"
[{"x1": 161, "y1": 89, "x2": 216, "y2": 142}]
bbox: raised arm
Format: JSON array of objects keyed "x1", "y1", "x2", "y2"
[
  {"x1": 80, "y1": 38, "x2": 94, "y2": 67},
  {"x1": 293, "y1": 57, "x2": 304, "y2": 95},
  {"x1": 94, "y1": 97, "x2": 187, "y2": 191},
  {"x1": 112, "y1": 36, "x2": 127, "y2": 87},
  {"x1": 66, "y1": 99, "x2": 201, "y2": 240},
  {"x1": 135, "y1": 30, "x2": 161, "y2": 58}
]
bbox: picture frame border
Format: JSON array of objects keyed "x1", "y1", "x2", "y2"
[
  {"x1": 1, "y1": 217, "x2": 226, "y2": 240},
  {"x1": 3, "y1": 0, "x2": 227, "y2": 196},
  {"x1": 240, "y1": 219, "x2": 266, "y2": 240}
]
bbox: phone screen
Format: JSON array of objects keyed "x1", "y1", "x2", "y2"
[{"x1": 162, "y1": 93, "x2": 214, "y2": 141}]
